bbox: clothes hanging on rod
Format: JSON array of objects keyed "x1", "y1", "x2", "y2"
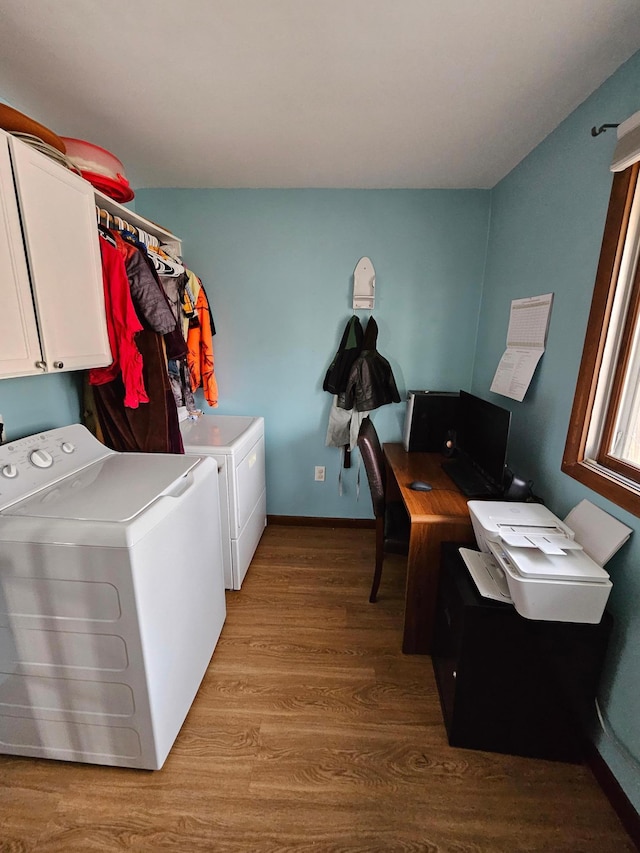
[
  {"x1": 147, "y1": 245, "x2": 185, "y2": 277},
  {"x1": 95, "y1": 205, "x2": 161, "y2": 249},
  {"x1": 89, "y1": 234, "x2": 148, "y2": 409},
  {"x1": 157, "y1": 271, "x2": 197, "y2": 413},
  {"x1": 185, "y1": 272, "x2": 218, "y2": 408},
  {"x1": 97, "y1": 223, "x2": 116, "y2": 247},
  {"x1": 115, "y1": 231, "x2": 181, "y2": 345},
  {"x1": 88, "y1": 228, "x2": 184, "y2": 454},
  {"x1": 86, "y1": 213, "x2": 219, "y2": 452}
]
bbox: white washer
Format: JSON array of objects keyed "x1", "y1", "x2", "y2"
[
  {"x1": 179, "y1": 414, "x2": 266, "y2": 590},
  {"x1": 0, "y1": 424, "x2": 226, "y2": 770}
]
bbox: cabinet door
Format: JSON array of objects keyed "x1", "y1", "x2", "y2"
[
  {"x1": 0, "y1": 136, "x2": 43, "y2": 378},
  {"x1": 9, "y1": 137, "x2": 112, "y2": 373}
]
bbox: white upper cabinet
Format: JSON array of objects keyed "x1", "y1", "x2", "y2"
[
  {"x1": 0, "y1": 134, "x2": 42, "y2": 377},
  {"x1": 0, "y1": 131, "x2": 112, "y2": 379}
]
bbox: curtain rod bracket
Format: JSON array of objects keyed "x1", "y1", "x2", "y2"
[{"x1": 591, "y1": 124, "x2": 619, "y2": 137}]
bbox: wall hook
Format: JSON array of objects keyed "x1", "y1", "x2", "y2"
[{"x1": 591, "y1": 124, "x2": 619, "y2": 137}]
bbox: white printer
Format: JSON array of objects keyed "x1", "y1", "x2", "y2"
[{"x1": 463, "y1": 501, "x2": 624, "y2": 624}]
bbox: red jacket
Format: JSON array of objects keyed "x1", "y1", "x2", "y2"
[{"x1": 89, "y1": 237, "x2": 148, "y2": 409}]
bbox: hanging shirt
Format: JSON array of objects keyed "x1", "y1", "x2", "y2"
[
  {"x1": 186, "y1": 274, "x2": 218, "y2": 407},
  {"x1": 89, "y1": 237, "x2": 149, "y2": 409},
  {"x1": 114, "y1": 234, "x2": 176, "y2": 335}
]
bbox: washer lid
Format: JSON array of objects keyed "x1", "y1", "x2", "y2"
[
  {"x1": 180, "y1": 415, "x2": 261, "y2": 450},
  {"x1": 5, "y1": 454, "x2": 201, "y2": 523}
]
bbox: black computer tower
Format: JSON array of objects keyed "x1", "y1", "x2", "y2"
[{"x1": 402, "y1": 390, "x2": 459, "y2": 452}]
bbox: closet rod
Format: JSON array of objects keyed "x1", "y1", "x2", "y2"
[
  {"x1": 96, "y1": 206, "x2": 161, "y2": 248},
  {"x1": 93, "y1": 188, "x2": 181, "y2": 245}
]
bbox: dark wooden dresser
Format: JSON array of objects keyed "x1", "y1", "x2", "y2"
[{"x1": 432, "y1": 542, "x2": 613, "y2": 762}]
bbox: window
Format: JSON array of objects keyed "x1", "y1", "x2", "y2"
[{"x1": 563, "y1": 118, "x2": 640, "y2": 516}]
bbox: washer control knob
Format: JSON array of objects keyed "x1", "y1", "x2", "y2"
[
  {"x1": 29, "y1": 449, "x2": 53, "y2": 469},
  {"x1": 60, "y1": 442, "x2": 75, "y2": 454},
  {"x1": 1, "y1": 464, "x2": 18, "y2": 479}
]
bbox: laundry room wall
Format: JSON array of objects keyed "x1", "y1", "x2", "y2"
[
  {"x1": 0, "y1": 373, "x2": 83, "y2": 442},
  {"x1": 471, "y1": 49, "x2": 640, "y2": 813},
  {"x1": 134, "y1": 188, "x2": 491, "y2": 519}
]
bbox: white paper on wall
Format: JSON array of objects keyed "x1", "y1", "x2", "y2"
[{"x1": 490, "y1": 293, "x2": 554, "y2": 402}]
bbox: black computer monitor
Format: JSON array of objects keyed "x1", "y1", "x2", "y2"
[{"x1": 456, "y1": 390, "x2": 512, "y2": 490}]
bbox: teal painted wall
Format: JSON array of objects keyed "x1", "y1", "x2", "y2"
[
  {"x1": 134, "y1": 189, "x2": 490, "y2": 519},
  {"x1": 0, "y1": 373, "x2": 82, "y2": 441},
  {"x1": 473, "y1": 50, "x2": 640, "y2": 809}
]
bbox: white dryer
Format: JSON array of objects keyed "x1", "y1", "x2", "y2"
[
  {"x1": 179, "y1": 414, "x2": 266, "y2": 590},
  {"x1": 0, "y1": 424, "x2": 225, "y2": 770}
]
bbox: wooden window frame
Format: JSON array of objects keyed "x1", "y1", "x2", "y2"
[
  {"x1": 562, "y1": 163, "x2": 640, "y2": 516},
  {"x1": 598, "y1": 246, "x2": 640, "y2": 480}
]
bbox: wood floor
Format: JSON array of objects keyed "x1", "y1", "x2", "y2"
[{"x1": 0, "y1": 525, "x2": 634, "y2": 852}]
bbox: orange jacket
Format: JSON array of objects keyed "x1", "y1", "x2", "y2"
[{"x1": 186, "y1": 275, "x2": 218, "y2": 407}]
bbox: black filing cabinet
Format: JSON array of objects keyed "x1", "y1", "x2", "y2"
[{"x1": 432, "y1": 543, "x2": 612, "y2": 762}]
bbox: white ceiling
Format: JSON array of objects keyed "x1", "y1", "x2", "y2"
[{"x1": 1, "y1": 0, "x2": 639, "y2": 190}]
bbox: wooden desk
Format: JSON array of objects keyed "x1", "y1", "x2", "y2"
[{"x1": 383, "y1": 443, "x2": 474, "y2": 655}]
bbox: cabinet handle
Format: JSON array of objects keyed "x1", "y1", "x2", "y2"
[
  {"x1": 35, "y1": 361, "x2": 47, "y2": 371},
  {"x1": 452, "y1": 670, "x2": 457, "y2": 679},
  {"x1": 53, "y1": 361, "x2": 64, "y2": 369}
]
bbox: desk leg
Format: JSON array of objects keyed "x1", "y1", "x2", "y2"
[{"x1": 402, "y1": 518, "x2": 474, "y2": 655}]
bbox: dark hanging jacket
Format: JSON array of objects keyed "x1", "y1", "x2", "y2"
[
  {"x1": 339, "y1": 316, "x2": 401, "y2": 412},
  {"x1": 323, "y1": 315, "x2": 364, "y2": 395}
]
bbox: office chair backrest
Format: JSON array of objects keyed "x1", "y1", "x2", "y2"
[{"x1": 357, "y1": 417, "x2": 386, "y2": 518}]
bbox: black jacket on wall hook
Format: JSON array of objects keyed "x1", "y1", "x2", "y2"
[
  {"x1": 323, "y1": 315, "x2": 364, "y2": 469},
  {"x1": 323, "y1": 315, "x2": 363, "y2": 396},
  {"x1": 323, "y1": 315, "x2": 400, "y2": 472},
  {"x1": 339, "y1": 316, "x2": 400, "y2": 413}
]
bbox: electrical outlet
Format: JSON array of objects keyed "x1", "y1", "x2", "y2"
[{"x1": 314, "y1": 466, "x2": 325, "y2": 482}]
